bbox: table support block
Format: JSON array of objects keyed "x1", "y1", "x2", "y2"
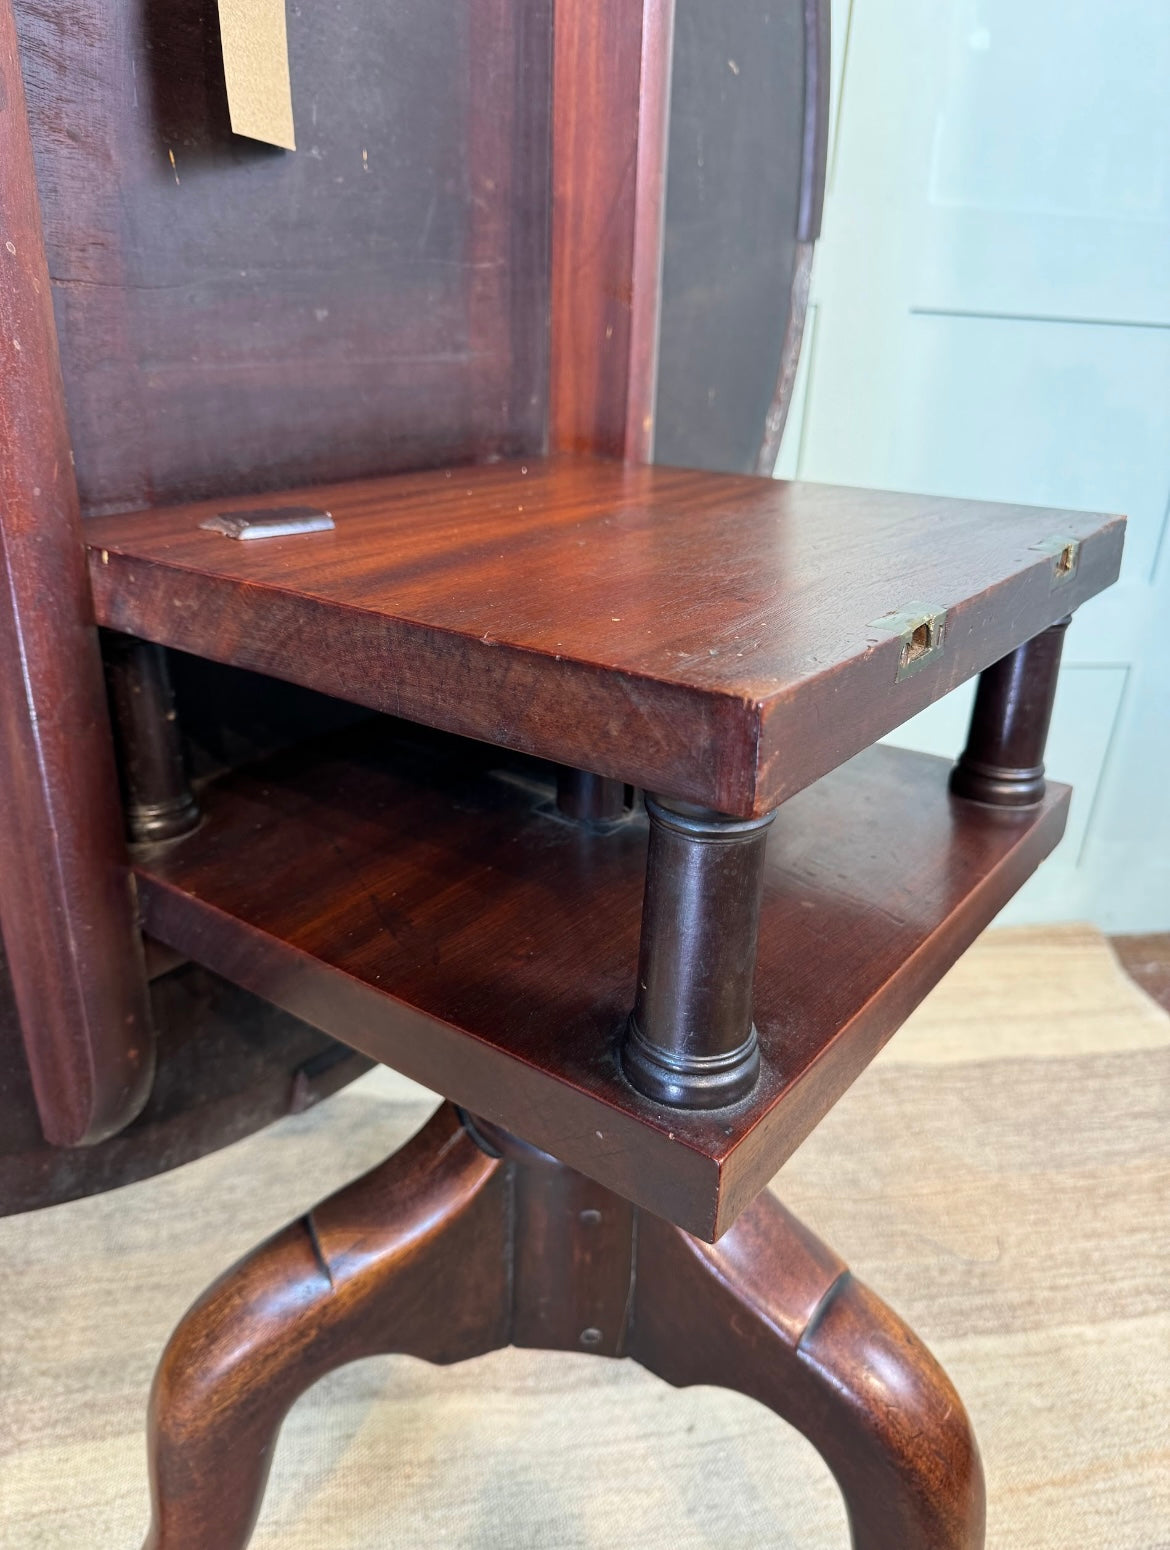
[
  {"x1": 103, "y1": 634, "x2": 200, "y2": 845},
  {"x1": 141, "y1": 1104, "x2": 985, "y2": 1550},
  {"x1": 950, "y1": 616, "x2": 1070, "y2": 808},
  {"x1": 622, "y1": 796, "x2": 774, "y2": 1108},
  {"x1": 555, "y1": 766, "x2": 627, "y2": 826}
]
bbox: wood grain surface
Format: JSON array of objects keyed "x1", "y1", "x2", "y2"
[
  {"x1": 137, "y1": 1104, "x2": 984, "y2": 1549},
  {"x1": 133, "y1": 722, "x2": 1069, "y2": 1238},
  {"x1": 0, "y1": 946, "x2": 369, "y2": 1216},
  {"x1": 86, "y1": 456, "x2": 1124, "y2": 816},
  {"x1": 12, "y1": 0, "x2": 550, "y2": 515},
  {"x1": 549, "y1": 0, "x2": 673, "y2": 462},
  {"x1": 0, "y1": 0, "x2": 154, "y2": 1146}
]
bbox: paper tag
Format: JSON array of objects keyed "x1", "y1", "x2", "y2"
[{"x1": 217, "y1": 0, "x2": 296, "y2": 151}]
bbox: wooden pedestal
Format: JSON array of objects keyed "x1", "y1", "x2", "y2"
[{"x1": 144, "y1": 1103, "x2": 985, "y2": 1550}]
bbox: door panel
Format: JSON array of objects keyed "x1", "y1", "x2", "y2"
[{"x1": 780, "y1": 0, "x2": 1170, "y2": 928}]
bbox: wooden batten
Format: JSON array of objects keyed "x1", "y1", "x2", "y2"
[
  {"x1": 549, "y1": 0, "x2": 675, "y2": 461},
  {"x1": 0, "y1": 0, "x2": 153, "y2": 1145}
]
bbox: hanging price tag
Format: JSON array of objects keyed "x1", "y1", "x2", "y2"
[{"x1": 216, "y1": 0, "x2": 296, "y2": 151}]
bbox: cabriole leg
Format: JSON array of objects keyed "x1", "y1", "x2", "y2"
[
  {"x1": 142, "y1": 1110, "x2": 985, "y2": 1549},
  {"x1": 629, "y1": 1192, "x2": 987, "y2": 1550},
  {"x1": 142, "y1": 1105, "x2": 510, "y2": 1550}
]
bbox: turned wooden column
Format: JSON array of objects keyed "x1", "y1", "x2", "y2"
[
  {"x1": 621, "y1": 796, "x2": 775, "y2": 1108},
  {"x1": 556, "y1": 768, "x2": 627, "y2": 825},
  {"x1": 103, "y1": 634, "x2": 200, "y2": 844},
  {"x1": 950, "y1": 616, "x2": 1070, "y2": 808}
]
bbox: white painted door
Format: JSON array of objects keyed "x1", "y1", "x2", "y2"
[{"x1": 778, "y1": 0, "x2": 1170, "y2": 928}]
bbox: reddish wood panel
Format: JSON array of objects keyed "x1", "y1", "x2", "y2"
[
  {"x1": 132, "y1": 723, "x2": 1069, "y2": 1238},
  {"x1": 12, "y1": 0, "x2": 550, "y2": 516},
  {"x1": 550, "y1": 0, "x2": 674, "y2": 459},
  {"x1": 87, "y1": 455, "x2": 1124, "y2": 817},
  {"x1": 0, "y1": 945, "x2": 368, "y2": 1217},
  {"x1": 0, "y1": 0, "x2": 153, "y2": 1146}
]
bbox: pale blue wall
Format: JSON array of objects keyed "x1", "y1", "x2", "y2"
[{"x1": 777, "y1": 0, "x2": 1170, "y2": 929}]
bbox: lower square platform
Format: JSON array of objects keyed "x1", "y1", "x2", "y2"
[{"x1": 134, "y1": 722, "x2": 1069, "y2": 1238}]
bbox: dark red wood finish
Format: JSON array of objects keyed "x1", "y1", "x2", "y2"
[
  {"x1": 550, "y1": 0, "x2": 674, "y2": 461},
  {"x1": 548, "y1": 0, "x2": 674, "y2": 822},
  {"x1": 952, "y1": 616, "x2": 1070, "y2": 807},
  {"x1": 0, "y1": 0, "x2": 833, "y2": 1178},
  {"x1": 0, "y1": 3, "x2": 1103, "y2": 1540},
  {"x1": 143, "y1": 1103, "x2": 985, "y2": 1550},
  {"x1": 13, "y1": 0, "x2": 551, "y2": 516},
  {"x1": 86, "y1": 457, "x2": 1124, "y2": 818},
  {"x1": 132, "y1": 723, "x2": 1068, "y2": 1239},
  {"x1": 624, "y1": 796, "x2": 774, "y2": 1107},
  {"x1": 0, "y1": 0, "x2": 154, "y2": 1146},
  {"x1": 102, "y1": 633, "x2": 201, "y2": 843},
  {"x1": 0, "y1": 948, "x2": 369, "y2": 1216}
]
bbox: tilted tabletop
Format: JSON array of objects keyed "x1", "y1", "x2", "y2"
[{"x1": 87, "y1": 454, "x2": 1124, "y2": 817}]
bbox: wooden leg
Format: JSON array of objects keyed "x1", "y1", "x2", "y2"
[
  {"x1": 629, "y1": 1191, "x2": 986, "y2": 1550},
  {"x1": 143, "y1": 1104, "x2": 511, "y2": 1550},
  {"x1": 621, "y1": 795, "x2": 775, "y2": 1108},
  {"x1": 144, "y1": 1109, "x2": 984, "y2": 1549}
]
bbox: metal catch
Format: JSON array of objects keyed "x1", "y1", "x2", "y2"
[
  {"x1": 869, "y1": 602, "x2": 949, "y2": 682},
  {"x1": 1029, "y1": 534, "x2": 1081, "y2": 590},
  {"x1": 199, "y1": 506, "x2": 335, "y2": 540}
]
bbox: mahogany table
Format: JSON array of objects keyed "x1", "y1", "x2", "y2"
[
  {"x1": 82, "y1": 454, "x2": 1123, "y2": 1547},
  {"x1": 0, "y1": 1, "x2": 1124, "y2": 1543}
]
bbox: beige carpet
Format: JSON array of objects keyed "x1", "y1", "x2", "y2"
[{"x1": 2, "y1": 925, "x2": 1168, "y2": 1548}]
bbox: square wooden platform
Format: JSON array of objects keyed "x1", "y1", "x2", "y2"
[
  {"x1": 86, "y1": 455, "x2": 1123, "y2": 816},
  {"x1": 134, "y1": 721, "x2": 1069, "y2": 1238}
]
